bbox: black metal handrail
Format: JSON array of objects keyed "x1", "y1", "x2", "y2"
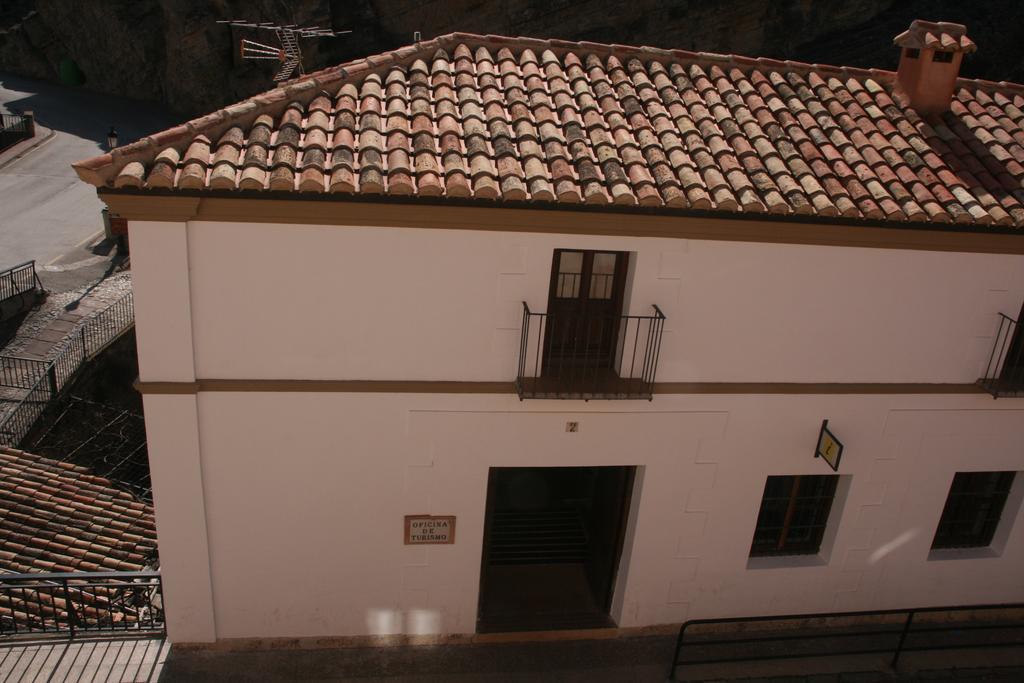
[
  {"x1": 0, "y1": 260, "x2": 42, "y2": 306},
  {"x1": 0, "y1": 373, "x2": 51, "y2": 448},
  {"x1": 516, "y1": 302, "x2": 665, "y2": 400},
  {"x1": 980, "y1": 312, "x2": 1024, "y2": 397},
  {"x1": 0, "y1": 291, "x2": 134, "y2": 446},
  {"x1": 668, "y1": 602, "x2": 1024, "y2": 680},
  {"x1": 0, "y1": 571, "x2": 164, "y2": 638},
  {"x1": 0, "y1": 355, "x2": 47, "y2": 390}
]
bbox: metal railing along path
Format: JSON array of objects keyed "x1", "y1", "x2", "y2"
[
  {"x1": 668, "y1": 602, "x2": 1024, "y2": 680},
  {"x1": 0, "y1": 112, "x2": 33, "y2": 151},
  {"x1": 0, "y1": 260, "x2": 43, "y2": 308},
  {"x1": 0, "y1": 571, "x2": 164, "y2": 639},
  {"x1": 516, "y1": 303, "x2": 666, "y2": 400},
  {"x1": 0, "y1": 355, "x2": 47, "y2": 390},
  {"x1": 0, "y1": 292, "x2": 134, "y2": 446}
]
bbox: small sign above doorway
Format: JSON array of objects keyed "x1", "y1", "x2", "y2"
[
  {"x1": 815, "y1": 420, "x2": 844, "y2": 472},
  {"x1": 404, "y1": 515, "x2": 456, "y2": 544}
]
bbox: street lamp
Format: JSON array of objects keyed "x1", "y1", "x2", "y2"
[{"x1": 107, "y1": 126, "x2": 118, "y2": 150}]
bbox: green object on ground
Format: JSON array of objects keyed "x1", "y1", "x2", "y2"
[{"x1": 58, "y1": 57, "x2": 86, "y2": 86}]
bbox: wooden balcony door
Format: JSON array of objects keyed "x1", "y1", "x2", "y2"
[{"x1": 543, "y1": 250, "x2": 628, "y2": 374}]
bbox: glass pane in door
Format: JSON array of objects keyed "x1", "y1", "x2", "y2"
[
  {"x1": 589, "y1": 253, "x2": 617, "y2": 300},
  {"x1": 556, "y1": 251, "x2": 584, "y2": 299}
]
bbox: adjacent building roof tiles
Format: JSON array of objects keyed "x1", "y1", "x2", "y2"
[
  {"x1": 73, "y1": 32, "x2": 1024, "y2": 230},
  {"x1": 0, "y1": 447, "x2": 157, "y2": 575}
]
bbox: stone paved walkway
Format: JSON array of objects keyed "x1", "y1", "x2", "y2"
[
  {"x1": 1, "y1": 634, "x2": 1022, "y2": 682},
  {"x1": 0, "y1": 636, "x2": 168, "y2": 682},
  {"x1": 0, "y1": 270, "x2": 132, "y2": 426},
  {"x1": 158, "y1": 633, "x2": 1024, "y2": 682},
  {"x1": 2, "y1": 271, "x2": 131, "y2": 362}
]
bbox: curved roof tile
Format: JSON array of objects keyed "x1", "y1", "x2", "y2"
[
  {"x1": 74, "y1": 31, "x2": 1024, "y2": 231},
  {"x1": 0, "y1": 447, "x2": 157, "y2": 576}
]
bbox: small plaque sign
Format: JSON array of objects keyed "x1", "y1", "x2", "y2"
[
  {"x1": 815, "y1": 419, "x2": 844, "y2": 472},
  {"x1": 404, "y1": 515, "x2": 456, "y2": 545}
]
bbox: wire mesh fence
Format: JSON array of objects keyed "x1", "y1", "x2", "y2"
[{"x1": 24, "y1": 394, "x2": 150, "y2": 501}]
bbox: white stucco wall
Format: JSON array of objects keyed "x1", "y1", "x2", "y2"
[
  {"x1": 130, "y1": 220, "x2": 199, "y2": 382},
  {"x1": 129, "y1": 218, "x2": 217, "y2": 642},
  {"x1": 126, "y1": 216, "x2": 1024, "y2": 642},
  {"x1": 181, "y1": 220, "x2": 1024, "y2": 384},
  {"x1": 190, "y1": 391, "x2": 1024, "y2": 640}
]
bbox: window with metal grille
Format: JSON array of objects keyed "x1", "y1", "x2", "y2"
[
  {"x1": 931, "y1": 471, "x2": 1016, "y2": 549},
  {"x1": 933, "y1": 50, "x2": 954, "y2": 63},
  {"x1": 750, "y1": 475, "x2": 839, "y2": 557}
]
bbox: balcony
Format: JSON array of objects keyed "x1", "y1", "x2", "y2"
[
  {"x1": 979, "y1": 312, "x2": 1024, "y2": 398},
  {"x1": 515, "y1": 302, "x2": 666, "y2": 400}
]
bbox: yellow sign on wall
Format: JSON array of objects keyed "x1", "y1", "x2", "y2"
[{"x1": 815, "y1": 420, "x2": 844, "y2": 472}]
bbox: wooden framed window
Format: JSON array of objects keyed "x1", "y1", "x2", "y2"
[
  {"x1": 931, "y1": 472, "x2": 1016, "y2": 549},
  {"x1": 749, "y1": 475, "x2": 839, "y2": 557}
]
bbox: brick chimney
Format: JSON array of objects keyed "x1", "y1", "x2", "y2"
[{"x1": 893, "y1": 20, "x2": 976, "y2": 115}]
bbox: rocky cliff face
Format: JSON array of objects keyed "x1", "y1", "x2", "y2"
[
  {"x1": 794, "y1": 0, "x2": 1024, "y2": 86},
  {"x1": 1, "y1": 0, "x2": 1022, "y2": 119}
]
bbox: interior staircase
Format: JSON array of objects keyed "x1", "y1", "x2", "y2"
[{"x1": 487, "y1": 508, "x2": 589, "y2": 566}]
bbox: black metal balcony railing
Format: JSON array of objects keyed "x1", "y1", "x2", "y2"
[
  {"x1": 979, "y1": 312, "x2": 1024, "y2": 397},
  {"x1": 0, "y1": 571, "x2": 164, "y2": 638},
  {"x1": 516, "y1": 303, "x2": 666, "y2": 400}
]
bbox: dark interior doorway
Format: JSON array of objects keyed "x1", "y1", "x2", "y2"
[{"x1": 477, "y1": 466, "x2": 635, "y2": 633}]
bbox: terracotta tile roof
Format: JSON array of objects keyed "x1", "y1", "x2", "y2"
[
  {"x1": 73, "y1": 32, "x2": 1024, "y2": 229},
  {"x1": 0, "y1": 447, "x2": 157, "y2": 575}
]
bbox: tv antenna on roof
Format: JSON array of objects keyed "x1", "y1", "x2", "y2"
[{"x1": 217, "y1": 20, "x2": 352, "y2": 82}]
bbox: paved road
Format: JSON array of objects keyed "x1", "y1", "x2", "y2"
[{"x1": 0, "y1": 73, "x2": 177, "y2": 272}]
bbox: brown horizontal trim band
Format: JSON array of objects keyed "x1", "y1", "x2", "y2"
[
  {"x1": 135, "y1": 378, "x2": 987, "y2": 396},
  {"x1": 98, "y1": 191, "x2": 1024, "y2": 255},
  {"x1": 653, "y1": 382, "x2": 987, "y2": 394},
  {"x1": 134, "y1": 379, "x2": 515, "y2": 394},
  {"x1": 133, "y1": 379, "x2": 200, "y2": 394},
  {"x1": 200, "y1": 379, "x2": 515, "y2": 393}
]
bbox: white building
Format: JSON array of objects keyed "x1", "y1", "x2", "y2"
[{"x1": 74, "y1": 21, "x2": 1024, "y2": 645}]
